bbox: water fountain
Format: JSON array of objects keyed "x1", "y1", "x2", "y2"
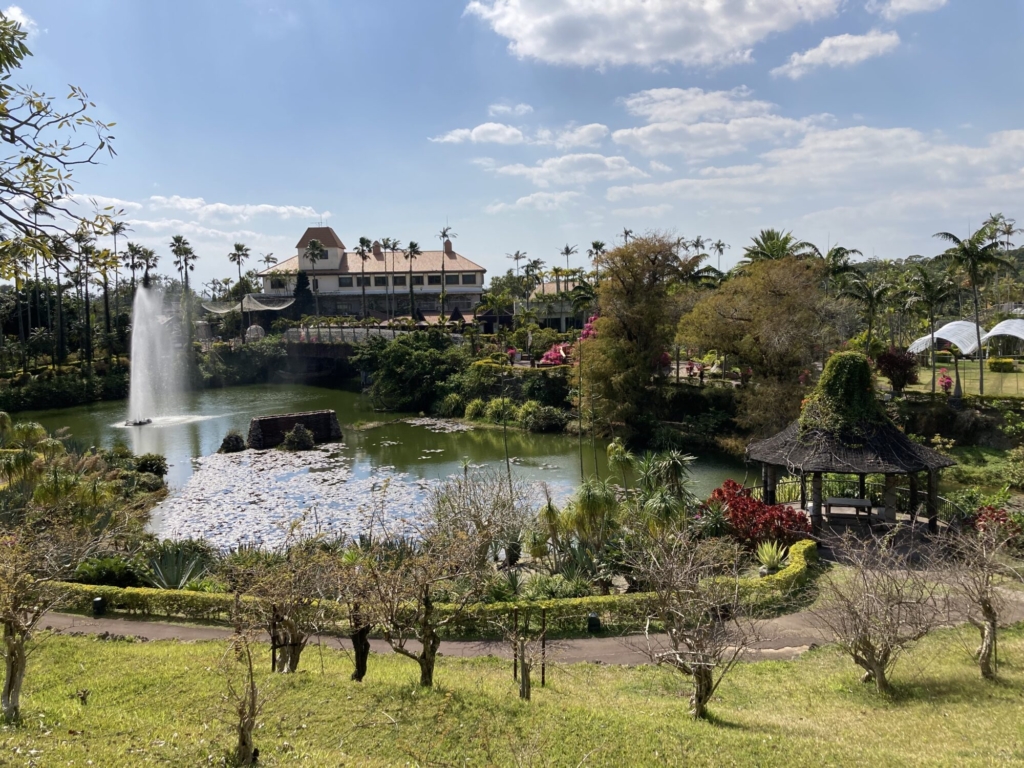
[{"x1": 126, "y1": 285, "x2": 184, "y2": 426}]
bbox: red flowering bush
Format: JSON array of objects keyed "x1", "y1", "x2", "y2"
[
  {"x1": 708, "y1": 480, "x2": 812, "y2": 548},
  {"x1": 581, "y1": 315, "x2": 598, "y2": 340},
  {"x1": 973, "y1": 506, "x2": 1024, "y2": 547}
]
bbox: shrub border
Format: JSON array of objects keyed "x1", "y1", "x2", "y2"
[{"x1": 53, "y1": 540, "x2": 818, "y2": 636}]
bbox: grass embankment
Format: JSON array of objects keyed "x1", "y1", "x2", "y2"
[
  {"x1": 947, "y1": 445, "x2": 1013, "y2": 489},
  {"x1": 5, "y1": 627, "x2": 1024, "y2": 766}
]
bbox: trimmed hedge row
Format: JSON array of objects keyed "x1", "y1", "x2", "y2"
[{"x1": 52, "y1": 541, "x2": 818, "y2": 636}]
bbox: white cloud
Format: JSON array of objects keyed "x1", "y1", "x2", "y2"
[
  {"x1": 464, "y1": 0, "x2": 841, "y2": 68},
  {"x1": 612, "y1": 87, "x2": 827, "y2": 158},
  {"x1": 486, "y1": 191, "x2": 581, "y2": 214},
  {"x1": 866, "y1": 0, "x2": 947, "y2": 20},
  {"x1": 650, "y1": 161, "x2": 673, "y2": 173},
  {"x1": 492, "y1": 153, "x2": 647, "y2": 188},
  {"x1": 68, "y1": 194, "x2": 144, "y2": 212},
  {"x1": 147, "y1": 196, "x2": 328, "y2": 223},
  {"x1": 535, "y1": 123, "x2": 610, "y2": 150},
  {"x1": 611, "y1": 204, "x2": 673, "y2": 218},
  {"x1": 772, "y1": 30, "x2": 900, "y2": 80},
  {"x1": 430, "y1": 122, "x2": 526, "y2": 145},
  {"x1": 3, "y1": 5, "x2": 37, "y2": 35},
  {"x1": 488, "y1": 103, "x2": 534, "y2": 117},
  {"x1": 606, "y1": 127, "x2": 1024, "y2": 229}
]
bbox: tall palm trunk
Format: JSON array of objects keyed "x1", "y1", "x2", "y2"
[
  {"x1": 408, "y1": 259, "x2": 415, "y2": 318},
  {"x1": 360, "y1": 260, "x2": 367, "y2": 319},
  {"x1": 973, "y1": 282, "x2": 984, "y2": 395},
  {"x1": 237, "y1": 262, "x2": 245, "y2": 342},
  {"x1": 102, "y1": 272, "x2": 112, "y2": 357}
]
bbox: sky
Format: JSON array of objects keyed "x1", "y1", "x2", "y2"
[{"x1": 6, "y1": 0, "x2": 1024, "y2": 288}]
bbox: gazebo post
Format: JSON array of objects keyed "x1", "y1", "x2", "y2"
[
  {"x1": 766, "y1": 464, "x2": 778, "y2": 505},
  {"x1": 800, "y1": 472, "x2": 807, "y2": 510},
  {"x1": 883, "y1": 474, "x2": 899, "y2": 524},
  {"x1": 909, "y1": 473, "x2": 919, "y2": 523},
  {"x1": 761, "y1": 463, "x2": 768, "y2": 500},
  {"x1": 927, "y1": 470, "x2": 939, "y2": 533},
  {"x1": 811, "y1": 472, "x2": 823, "y2": 532},
  {"x1": 858, "y1": 473, "x2": 866, "y2": 500}
]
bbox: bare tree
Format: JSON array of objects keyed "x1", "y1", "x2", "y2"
[
  {"x1": 943, "y1": 526, "x2": 1024, "y2": 679},
  {"x1": 490, "y1": 609, "x2": 551, "y2": 701},
  {"x1": 219, "y1": 633, "x2": 267, "y2": 767},
  {"x1": 627, "y1": 528, "x2": 754, "y2": 719},
  {"x1": 814, "y1": 530, "x2": 945, "y2": 694},
  {"x1": 230, "y1": 532, "x2": 337, "y2": 674}
]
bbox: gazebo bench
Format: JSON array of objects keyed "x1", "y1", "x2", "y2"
[{"x1": 825, "y1": 497, "x2": 872, "y2": 522}]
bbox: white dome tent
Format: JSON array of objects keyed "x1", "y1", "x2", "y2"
[
  {"x1": 907, "y1": 321, "x2": 986, "y2": 356},
  {"x1": 981, "y1": 319, "x2": 1024, "y2": 346}
]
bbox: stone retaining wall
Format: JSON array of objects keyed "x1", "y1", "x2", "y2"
[{"x1": 247, "y1": 410, "x2": 343, "y2": 449}]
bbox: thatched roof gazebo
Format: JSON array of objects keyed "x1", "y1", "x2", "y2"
[{"x1": 747, "y1": 352, "x2": 955, "y2": 532}]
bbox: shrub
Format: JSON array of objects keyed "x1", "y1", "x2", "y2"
[
  {"x1": 693, "y1": 499, "x2": 730, "y2": 538},
  {"x1": 219, "y1": 430, "x2": 247, "y2": 453},
  {"x1": 73, "y1": 556, "x2": 146, "y2": 588},
  {"x1": 972, "y1": 506, "x2": 1024, "y2": 548},
  {"x1": 988, "y1": 358, "x2": 1016, "y2": 373},
  {"x1": 876, "y1": 347, "x2": 919, "y2": 394},
  {"x1": 135, "y1": 453, "x2": 168, "y2": 477},
  {"x1": 133, "y1": 472, "x2": 165, "y2": 493},
  {"x1": 520, "y1": 402, "x2": 568, "y2": 433},
  {"x1": 485, "y1": 397, "x2": 519, "y2": 424},
  {"x1": 464, "y1": 397, "x2": 487, "y2": 420},
  {"x1": 755, "y1": 541, "x2": 787, "y2": 572},
  {"x1": 520, "y1": 366, "x2": 571, "y2": 407},
  {"x1": 282, "y1": 423, "x2": 316, "y2": 451},
  {"x1": 436, "y1": 392, "x2": 465, "y2": 418},
  {"x1": 710, "y1": 479, "x2": 812, "y2": 548}
]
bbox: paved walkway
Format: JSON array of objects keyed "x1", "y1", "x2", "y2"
[
  {"x1": 42, "y1": 609, "x2": 824, "y2": 664},
  {"x1": 43, "y1": 587, "x2": 1024, "y2": 666}
]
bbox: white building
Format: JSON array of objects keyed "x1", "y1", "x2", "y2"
[{"x1": 258, "y1": 227, "x2": 486, "y2": 318}]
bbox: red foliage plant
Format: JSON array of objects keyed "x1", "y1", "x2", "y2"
[
  {"x1": 973, "y1": 506, "x2": 1023, "y2": 545},
  {"x1": 709, "y1": 480, "x2": 812, "y2": 547}
]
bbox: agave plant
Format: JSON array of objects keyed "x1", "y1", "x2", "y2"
[{"x1": 756, "y1": 540, "x2": 788, "y2": 573}]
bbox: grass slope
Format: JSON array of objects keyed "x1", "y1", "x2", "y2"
[{"x1": 3, "y1": 628, "x2": 1024, "y2": 766}]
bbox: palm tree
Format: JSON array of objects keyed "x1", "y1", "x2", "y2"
[
  {"x1": 906, "y1": 264, "x2": 955, "y2": 394},
  {"x1": 261, "y1": 252, "x2": 277, "y2": 270},
  {"x1": 71, "y1": 227, "x2": 95, "y2": 364},
  {"x1": 606, "y1": 438, "x2": 635, "y2": 494},
  {"x1": 386, "y1": 238, "x2": 402, "y2": 335},
  {"x1": 936, "y1": 226, "x2": 1017, "y2": 395},
  {"x1": 171, "y1": 235, "x2": 197, "y2": 345},
  {"x1": 303, "y1": 239, "x2": 326, "y2": 339},
  {"x1": 587, "y1": 241, "x2": 605, "y2": 285},
  {"x1": 108, "y1": 220, "x2": 129, "y2": 319},
  {"x1": 621, "y1": 227, "x2": 633, "y2": 244},
  {"x1": 139, "y1": 246, "x2": 158, "y2": 287},
  {"x1": 228, "y1": 242, "x2": 250, "y2": 341},
  {"x1": 124, "y1": 242, "x2": 143, "y2": 294},
  {"x1": 438, "y1": 225, "x2": 457, "y2": 320},
  {"x1": 355, "y1": 237, "x2": 372, "y2": 320},
  {"x1": 739, "y1": 229, "x2": 816, "y2": 268},
  {"x1": 507, "y1": 249, "x2": 526, "y2": 277},
  {"x1": 560, "y1": 243, "x2": 578, "y2": 272},
  {"x1": 843, "y1": 274, "x2": 890, "y2": 353},
  {"x1": 405, "y1": 240, "x2": 421, "y2": 318},
  {"x1": 710, "y1": 239, "x2": 729, "y2": 273},
  {"x1": 817, "y1": 244, "x2": 862, "y2": 296}
]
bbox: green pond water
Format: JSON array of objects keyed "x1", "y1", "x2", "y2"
[
  {"x1": 25, "y1": 384, "x2": 749, "y2": 493},
  {"x1": 23, "y1": 385, "x2": 749, "y2": 543}
]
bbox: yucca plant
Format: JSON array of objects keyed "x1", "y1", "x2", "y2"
[{"x1": 756, "y1": 540, "x2": 788, "y2": 573}]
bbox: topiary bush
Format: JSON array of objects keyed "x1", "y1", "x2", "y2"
[
  {"x1": 282, "y1": 423, "x2": 316, "y2": 451},
  {"x1": 135, "y1": 453, "x2": 168, "y2": 477},
  {"x1": 464, "y1": 397, "x2": 487, "y2": 420},
  {"x1": 218, "y1": 430, "x2": 247, "y2": 453},
  {"x1": 988, "y1": 358, "x2": 1016, "y2": 373},
  {"x1": 799, "y1": 352, "x2": 884, "y2": 437}
]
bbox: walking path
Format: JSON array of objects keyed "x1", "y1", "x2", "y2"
[
  {"x1": 43, "y1": 587, "x2": 1024, "y2": 666},
  {"x1": 41, "y1": 609, "x2": 829, "y2": 664}
]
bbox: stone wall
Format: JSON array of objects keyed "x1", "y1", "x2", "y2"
[{"x1": 247, "y1": 410, "x2": 343, "y2": 449}]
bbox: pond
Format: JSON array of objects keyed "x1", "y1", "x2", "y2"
[{"x1": 24, "y1": 384, "x2": 749, "y2": 547}]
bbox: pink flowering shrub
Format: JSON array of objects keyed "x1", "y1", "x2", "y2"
[
  {"x1": 540, "y1": 344, "x2": 570, "y2": 365},
  {"x1": 938, "y1": 368, "x2": 953, "y2": 395},
  {"x1": 581, "y1": 315, "x2": 598, "y2": 340}
]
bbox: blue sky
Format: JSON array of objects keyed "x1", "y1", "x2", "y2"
[{"x1": 7, "y1": 0, "x2": 1024, "y2": 287}]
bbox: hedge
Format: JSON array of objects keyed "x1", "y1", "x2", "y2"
[
  {"x1": 988, "y1": 358, "x2": 1016, "y2": 373},
  {"x1": 51, "y1": 541, "x2": 818, "y2": 637}
]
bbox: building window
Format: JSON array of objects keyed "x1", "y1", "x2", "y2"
[
  {"x1": 412, "y1": 275, "x2": 424, "y2": 286},
  {"x1": 356, "y1": 276, "x2": 371, "y2": 287},
  {"x1": 338, "y1": 276, "x2": 353, "y2": 288},
  {"x1": 445, "y1": 274, "x2": 460, "y2": 285},
  {"x1": 428, "y1": 275, "x2": 442, "y2": 285},
  {"x1": 393, "y1": 275, "x2": 407, "y2": 286},
  {"x1": 270, "y1": 277, "x2": 287, "y2": 290},
  {"x1": 461, "y1": 273, "x2": 477, "y2": 285},
  {"x1": 374, "y1": 276, "x2": 388, "y2": 287}
]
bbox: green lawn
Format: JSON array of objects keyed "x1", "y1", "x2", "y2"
[
  {"x1": 4, "y1": 628, "x2": 1024, "y2": 766},
  {"x1": 906, "y1": 365, "x2": 1024, "y2": 398}
]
